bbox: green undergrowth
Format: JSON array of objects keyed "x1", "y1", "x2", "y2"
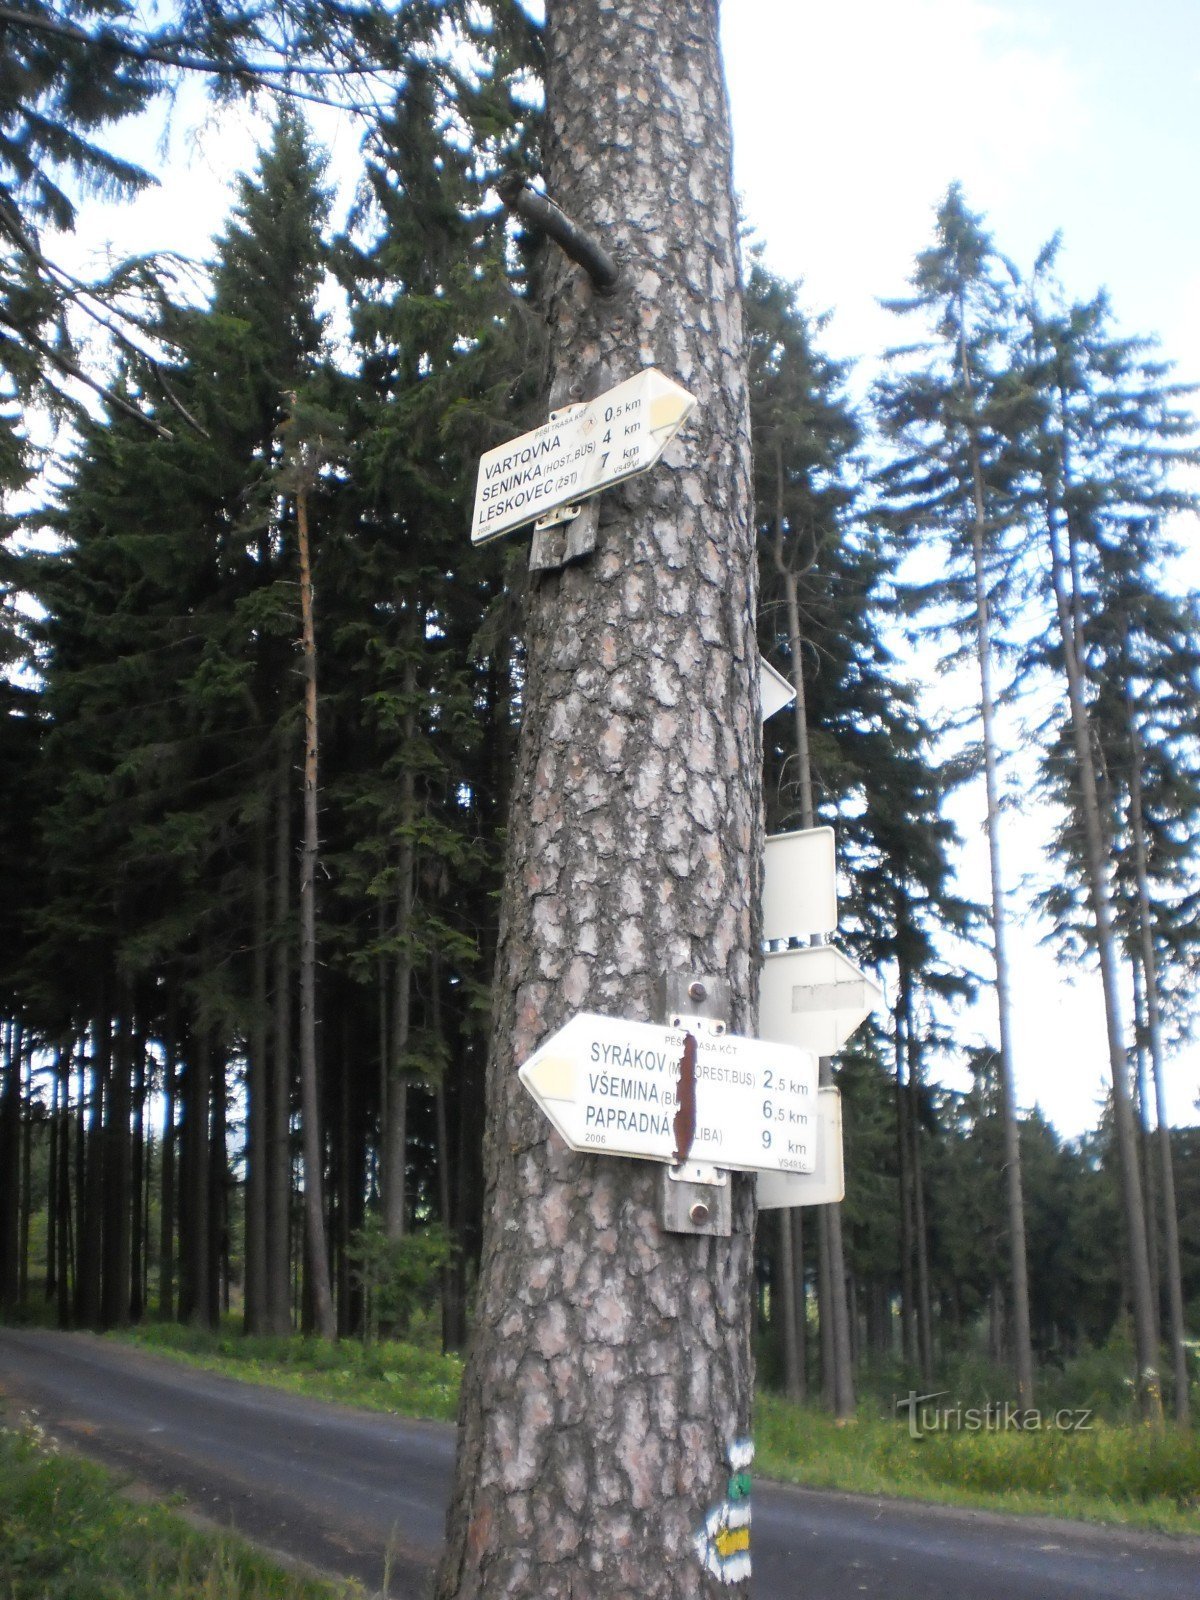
[
  {"x1": 111, "y1": 1324, "x2": 1200, "y2": 1536},
  {"x1": 756, "y1": 1395, "x2": 1200, "y2": 1535},
  {"x1": 115, "y1": 1320, "x2": 463, "y2": 1422},
  {"x1": 0, "y1": 1418, "x2": 358, "y2": 1600}
]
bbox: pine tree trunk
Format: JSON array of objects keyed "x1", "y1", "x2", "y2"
[
  {"x1": 901, "y1": 975, "x2": 934, "y2": 1384},
  {"x1": 46, "y1": 1045, "x2": 61, "y2": 1306},
  {"x1": 894, "y1": 995, "x2": 917, "y2": 1368},
  {"x1": 209, "y1": 1048, "x2": 228, "y2": 1322},
  {"x1": 79, "y1": 1017, "x2": 107, "y2": 1327},
  {"x1": 385, "y1": 850, "x2": 414, "y2": 1240},
  {"x1": 129, "y1": 1040, "x2": 146, "y2": 1322},
  {"x1": 159, "y1": 1018, "x2": 176, "y2": 1321},
  {"x1": 1043, "y1": 478, "x2": 1160, "y2": 1422},
  {"x1": 245, "y1": 816, "x2": 271, "y2": 1332},
  {"x1": 435, "y1": 4, "x2": 759, "y2": 1592},
  {"x1": 777, "y1": 562, "x2": 853, "y2": 1417},
  {"x1": 267, "y1": 741, "x2": 294, "y2": 1335},
  {"x1": 778, "y1": 1209, "x2": 803, "y2": 1401},
  {"x1": 102, "y1": 1006, "x2": 133, "y2": 1328},
  {"x1": 960, "y1": 317, "x2": 1035, "y2": 1406},
  {"x1": 58, "y1": 1045, "x2": 75, "y2": 1327},
  {"x1": 0, "y1": 1020, "x2": 20, "y2": 1313},
  {"x1": 295, "y1": 477, "x2": 336, "y2": 1341},
  {"x1": 1126, "y1": 691, "x2": 1189, "y2": 1423},
  {"x1": 18, "y1": 1035, "x2": 32, "y2": 1308},
  {"x1": 180, "y1": 1025, "x2": 213, "y2": 1329},
  {"x1": 1130, "y1": 961, "x2": 1162, "y2": 1347}
]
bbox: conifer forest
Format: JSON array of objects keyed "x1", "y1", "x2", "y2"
[{"x1": 1, "y1": 1, "x2": 1198, "y2": 1442}]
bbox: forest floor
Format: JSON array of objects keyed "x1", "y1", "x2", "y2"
[{"x1": 113, "y1": 1323, "x2": 1200, "y2": 1537}]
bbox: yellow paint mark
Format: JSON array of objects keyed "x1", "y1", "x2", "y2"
[
  {"x1": 714, "y1": 1526, "x2": 750, "y2": 1560},
  {"x1": 649, "y1": 389, "x2": 692, "y2": 434},
  {"x1": 527, "y1": 1054, "x2": 574, "y2": 1100}
]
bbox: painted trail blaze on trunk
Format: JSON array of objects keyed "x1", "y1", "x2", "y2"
[
  {"x1": 672, "y1": 1031, "x2": 698, "y2": 1166},
  {"x1": 434, "y1": 1, "x2": 759, "y2": 1595}
]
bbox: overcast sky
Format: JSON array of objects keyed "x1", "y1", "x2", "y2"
[
  {"x1": 61, "y1": 1, "x2": 1200, "y2": 1137},
  {"x1": 722, "y1": 0, "x2": 1200, "y2": 1135}
]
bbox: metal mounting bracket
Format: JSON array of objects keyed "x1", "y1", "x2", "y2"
[{"x1": 658, "y1": 973, "x2": 733, "y2": 1237}]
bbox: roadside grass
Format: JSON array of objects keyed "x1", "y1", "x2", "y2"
[
  {"x1": 116, "y1": 1318, "x2": 463, "y2": 1422},
  {"x1": 755, "y1": 1396, "x2": 1200, "y2": 1536},
  {"x1": 0, "y1": 1418, "x2": 359, "y2": 1600},
  {"x1": 110, "y1": 1321, "x2": 1200, "y2": 1536}
]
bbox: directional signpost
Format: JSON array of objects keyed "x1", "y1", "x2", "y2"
[
  {"x1": 762, "y1": 825, "x2": 838, "y2": 942},
  {"x1": 759, "y1": 943, "x2": 883, "y2": 1058},
  {"x1": 759, "y1": 658, "x2": 797, "y2": 723},
  {"x1": 756, "y1": 1086, "x2": 844, "y2": 1210},
  {"x1": 518, "y1": 1011, "x2": 817, "y2": 1175},
  {"x1": 755, "y1": 825, "x2": 882, "y2": 1210},
  {"x1": 470, "y1": 368, "x2": 696, "y2": 545}
]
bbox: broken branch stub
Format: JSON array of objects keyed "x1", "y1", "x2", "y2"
[{"x1": 497, "y1": 171, "x2": 621, "y2": 295}]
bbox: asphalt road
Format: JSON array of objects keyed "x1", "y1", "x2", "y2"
[{"x1": 1, "y1": 1329, "x2": 1197, "y2": 1599}]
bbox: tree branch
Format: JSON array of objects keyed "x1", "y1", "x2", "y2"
[{"x1": 496, "y1": 172, "x2": 620, "y2": 295}]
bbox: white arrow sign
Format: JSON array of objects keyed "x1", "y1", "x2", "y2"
[
  {"x1": 471, "y1": 368, "x2": 696, "y2": 544},
  {"x1": 518, "y1": 1011, "x2": 817, "y2": 1174},
  {"x1": 763, "y1": 827, "x2": 838, "y2": 941},
  {"x1": 756, "y1": 1087, "x2": 844, "y2": 1209},
  {"x1": 760, "y1": 659, "x2": 797, "y2": 723},
  {"x1": 759, "y1": 944, "x2": 882, "y2": 1057}
]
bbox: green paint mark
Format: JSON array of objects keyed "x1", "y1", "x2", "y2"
[{"x1": 727, "y1": 1471, "x2": 752, "y2": 1500}]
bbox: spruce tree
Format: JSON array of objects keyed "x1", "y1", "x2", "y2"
[
  {"x1": 1020, "y1": 258, "x2": 1200, "y2": 1418},
  {"x1": 875, "y1": 185, "x2": 1036, "y2": 1403}
]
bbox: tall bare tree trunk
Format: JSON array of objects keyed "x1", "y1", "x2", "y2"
[
  {"x1": 0, "y1": 1020, "x2": 20, "y2": 1314},
  {"x1": 245, "y1": 817, "x2": 271, "y2": 1332},
  {"x1": 383, "y1": 669, "x2": 417, "y2": 1241},
  {"x1": 1043, "y1": 477, "x2": 1160, "y2": 1421},
  {"x1": 901, "y1": 969, "x2": 934, "y2": 1383},
  {"x1": 436, "y1": 4, "x2": 760, "y2": 1592},
  {"x1": 159, "y1": 1014, "x2": 176, "y2": 1321},
  {"x1": 1126, "y1": 688, "x2": 1189, "y2": 1423},
  {"x1": 959, "y1": 312, "x2": 1035, "y2": 1405},
  {"x1": 295, "y1": 476, "x2": 336, "y2": 1341},
  {"x1": 102, "y1": 1005, "x2": 133, "y2": 1328},
  {"x1": 267, "y1": 741, "x2": 294, "y2": 1335},
  {"x1": 894, "y1": 998, "x2": 917, "y2": 1368},
  {"x1": 775, "y1": 554, "x2": 854, "y2": 1417}
]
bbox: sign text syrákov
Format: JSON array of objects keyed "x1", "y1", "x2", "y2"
[
  {"x1": 519, "y1": 1012, "x2": 817, "y2": 1174},
  {"x1": 471, "y1": 369, "x2": 695, "y2": 544}
]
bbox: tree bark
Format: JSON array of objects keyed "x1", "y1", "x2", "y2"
[
  {"x1": 0, "y1": 1020, "x2": 20, "y2": 1313},
  {"x1": 777, "y1": 559, "x2": 853, "y2": 1416},
  {"x1": 267, "y1": 738, "x2": 294, "y2": 1335},
  {"x1": 295, "y1": 475, "x2": 337, "y2": 1341},
  {"x1": 18, "y1": 1033, "x2": 32, "y2": 1308},
  {"x1": 435, "y1": 3, "x2": 760, "y2": 1593},
  {"x1": 1126, "y1": 688, "x2": 1189, "y2": 1423},
  {"x1": 1043, "y1": 472, "x2": 1160, "y2": 1421},
  {"x1": 159, "y1": 1015, "x2": 177, "y2": 1321},
  {"x1": 901, "y1": 971, "x2": 934, "y2": 1384},
  {"x1": 245, "y1": 814, "x2": 271, "y2": 1332},
  {"x1": 101, "y1": 1005, "x2": 133, "y2": 1328},
  {"x1": 79, "y1": 1016, "x2": 107, "y2": 1328},
  {"x1": 179, "y1": 1026, "x2": 212, "y2": 1328},
  {"x1": 384, "y1": 711, "x2": 416, "y2": 1241}
]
